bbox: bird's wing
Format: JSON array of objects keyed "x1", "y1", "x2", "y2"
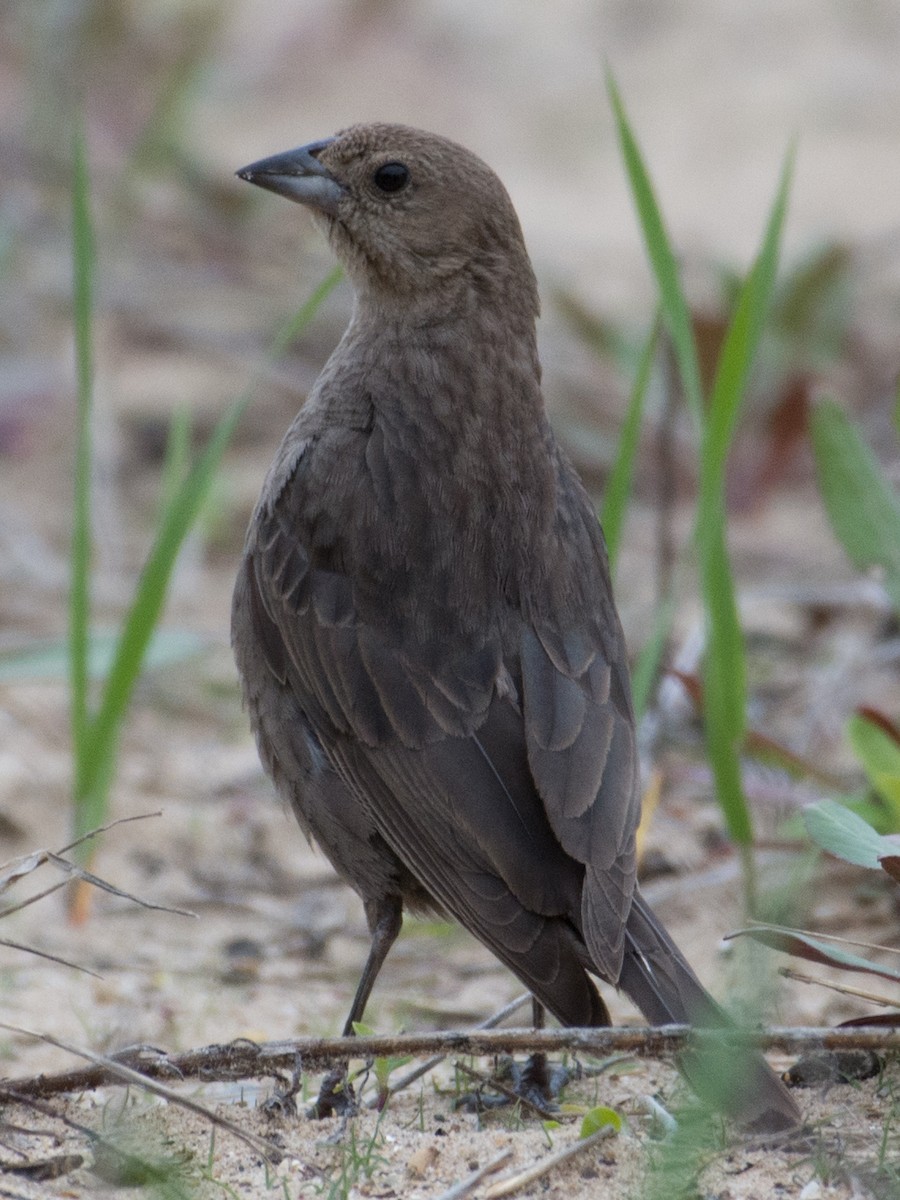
[
  {"x1": 517, "y1": 473, "x2": 641, "y2": 982},
  {"x1": 247, "y1": 514, "x2": 606, "y2": 1023},
  {"x1": 250, "y1": 441, "x2": 639, "y2": 991}
]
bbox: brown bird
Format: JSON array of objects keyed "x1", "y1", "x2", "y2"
[{"x1": 232, "y1": 123, "x2": 800, "y2": 1132}]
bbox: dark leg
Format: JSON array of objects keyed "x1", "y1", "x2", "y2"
[
  {"x1": 518, "y1": 998, "x2": 553, "y2": 1101},
  {"x1": 310, "y1": 896, "x2": 403, "y2": 1118},
  {"x1": 456, "y1": 997, "x2": 570, "y2": 1114}
]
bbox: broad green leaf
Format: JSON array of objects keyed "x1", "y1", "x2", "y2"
[
  {"x1": 811, "y1": 399, "x2": 900, "y2": 611},
  {"x1": 803, "y1": 798, "x2": 895, "y2": 868}
]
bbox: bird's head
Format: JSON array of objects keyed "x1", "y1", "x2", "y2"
[{"x1": 237, "y1": 123, "x2": 539, "y2": 321}]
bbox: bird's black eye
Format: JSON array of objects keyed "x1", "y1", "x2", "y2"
[{"x1": 372, "y1": 162, "x2": 410, "y2": 193}]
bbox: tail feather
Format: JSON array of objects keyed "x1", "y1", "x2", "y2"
[{"x1": 619, "y1": 890, "x2": 801, "y2": 1134}]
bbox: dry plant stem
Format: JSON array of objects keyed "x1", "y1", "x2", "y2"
[
  {"x1": 5, "y1": 1026, "x2": 898, "y2": 1101},
  {"x1": 0, "y1": 1024, "x2": 286, "y2": 1165},
  {"x1": 483, "y1": 1126, "x2": 616, "y2": 1198},
  {"x1": 433, "y1": 1150, "x2": 514, "y2": 1200},
  {"x1": 779, "y1": 968, "x2": 898, "y2": 1009},
  {"x1": 0, "y1": 937, "x2": 101, "y2": 977}
]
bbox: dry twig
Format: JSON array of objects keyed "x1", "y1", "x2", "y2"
[
  {"x1": 483, "y1": 1126, "x2": 616, "y2": 1198},
  {"x1": 3, "y1": 1025, "x2": 898, "y2": 1102}
]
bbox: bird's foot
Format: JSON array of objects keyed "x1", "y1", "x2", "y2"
[
  {"x1": 455, "y1": 1053, "x2": 570, "y2": 1117},
  {"x1": 306, "y1": 1066, "x2": 358, "y2": 1120}
]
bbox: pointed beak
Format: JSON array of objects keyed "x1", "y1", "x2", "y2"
[{"x1": 236, "y1": 138, "x2": 344, "y2": 215}]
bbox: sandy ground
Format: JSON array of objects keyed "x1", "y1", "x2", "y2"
[{"x1": 2, "y1": 2, "x2": 900, "y2": 1196}]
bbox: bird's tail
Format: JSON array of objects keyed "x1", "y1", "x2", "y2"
[{"x1": 619, "y1": 889, "x2": 801, "y2": 1133}]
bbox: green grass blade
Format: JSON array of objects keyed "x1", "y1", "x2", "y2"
[
  {"x1": 696, "y1": 152, "x2": 792, "y2": 862},
  {"x1": 811, "y1": 399, "x2": 900, "y2": 612},
  {"x1": 631, "y1": 599, "x2": 674, "y2": 720},
  {"x1": 157, "y1": 407, "x2": 192, "y2": 523},
  {"x1": 607, "y1": 72, "x2": 703, "y2": 425},
  {"x1": 73, "y1": 274, "x2": 340, "y2": 838},
  {"x1": 74, "y1": 397, "x2": 245, "y2": 828},
  {"x1": 270, "y1": 265, "x2": 343, "y2": 358},
  {"x1": 699, "y1": 522, "x2": 751, "y2": 845},
  {"x1": 702, "y1": 151, "x2": 793, "y2": 484},
  {"x1": 601, "y1": 315, "x2": 658, "y2": 573},
  {"x1": 70, "y1": 123, "x2": 94, "y2": 766}
]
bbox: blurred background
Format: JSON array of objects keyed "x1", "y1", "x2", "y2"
[{"x1": 2, "y1": 0, "x2": 900, "y2": 1070}]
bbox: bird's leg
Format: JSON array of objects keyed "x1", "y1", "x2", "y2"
[
  {"x1": 517, "y1": 998, "x2": 552, "y2": 1101},
  {"x1": 309, "y1": 896, "x2": 403, "y2": 1119},
  {"x1": 508, "y1": 998, "x2": 570, "y2": 1106}
]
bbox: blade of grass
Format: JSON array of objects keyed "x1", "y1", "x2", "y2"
[
  {"x1": 810, "y1": 399, "x2": 900, "y2": 612},
  {"x1": 70, "y1": 122, "x2": 93, "y2": 774},
  {"x1": 271, "y1": 265, "x2": 343, "y2": 357},
  {"x1": 70, "y1": 267, "x2": 344, "y2": 850},
  {"x1": 697, "y1": 152, "x2": 793, "y2": 874},
  {"x1": 631, "y1": 599, "x2": 675, "y2": 720},
  {"x1": 157, "y1": 406, "x2": 192, "y2": 523},
  {"x1": 701, "y1": 151, "x2": 793, "y2": 486},
  {"x1": 73, "y1": 397, "x2": 246, "y2": 831},
  {"x1": 607, "y1": 71, "x2": 703, "y2": 426},
  {"x1": 699, "y1": 172, "x2": 792, "y2": 913},
  {"x1": 601, "y1": 314, "x2": 658, "y2": 573}
]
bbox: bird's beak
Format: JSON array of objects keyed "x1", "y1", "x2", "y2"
[{"x1": 236, "y1": 138, "x2": 345, "y2": 215}]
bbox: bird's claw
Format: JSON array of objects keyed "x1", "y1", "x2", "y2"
[
  {"x1": 455, "y1": 1053, "x2": 569, "y2": 1116},
  {"x1": 307, "y1": 1067, "x2": 358, "y2": 1120}
]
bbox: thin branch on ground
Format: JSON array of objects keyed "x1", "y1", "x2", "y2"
[
  {"x1": 0, "y1": 1024, "x2": 288, "y2": 1165},
  {"x1": 3, "y1": 1024, "x2": 898, "y2": 1103},
  {"x1": 433, "y1": 1149, "x2": 514, "y2": 1200}
]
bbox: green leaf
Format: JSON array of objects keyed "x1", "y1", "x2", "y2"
[
  {"x1": 702, "y1": 150, "x2": 793, "y2": 485},
  {"x1": 70, "y1": 121, "x2": 94, "y2": 774},
  {"x1": 607, "y1": 72, "x2": 703, "y2": 425},
  {"x1": 73, "y1": 396, "x2": 247, "y2": 836},
  {"x1": 847, "y1": 714, "x2": 900, "y2": 824},
  {"x1": 580, "y1": 1106, "x2": 622, "y2": 1137},
  {"x1": 601, "y1": 315, "x2": 658, "y2": 573},
  {"x1": 811, "y1": 399, "x2": 900, "y2": 611},
  {"x1": 696, "y1": 151, "x2": 792, "y2": 854},
  {"x1": 631, "y1": 600, "x2": 674, "y2": 720},
  {"x1": 803, "y1": 798, "x2": 895, "y2": 868}
]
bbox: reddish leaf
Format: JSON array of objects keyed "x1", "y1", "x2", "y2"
[{"x1": 857, "y1": 706, "x2": 900, "y2": 748}]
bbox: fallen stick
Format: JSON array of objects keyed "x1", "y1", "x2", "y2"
[{"x1": 2, "y1": 1025, "x2": 897, "y2": 1101}]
